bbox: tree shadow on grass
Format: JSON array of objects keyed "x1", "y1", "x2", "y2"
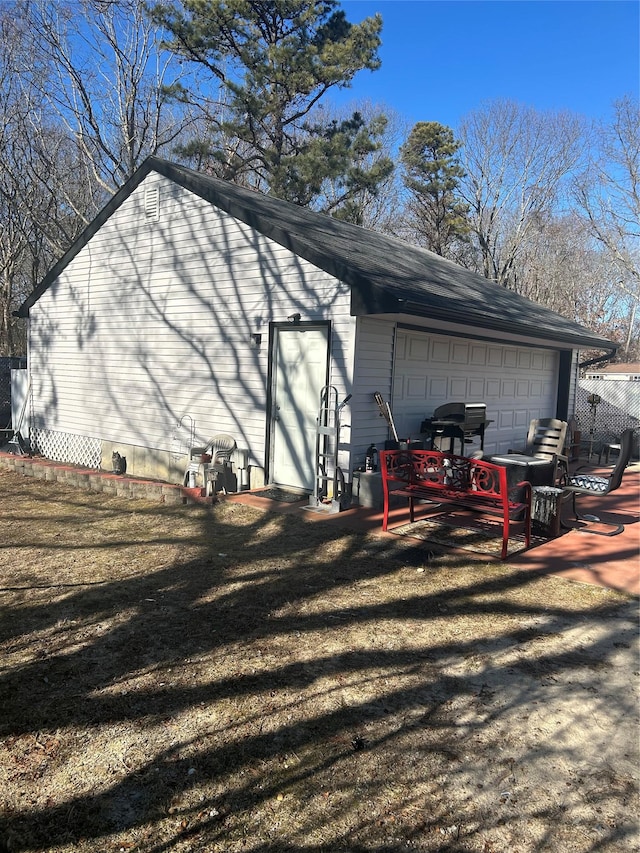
[{"x1": 1, "y1": 481, "x2": 638, "y2": 852}]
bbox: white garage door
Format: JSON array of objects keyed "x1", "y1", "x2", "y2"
[{"x1": 392, "y1": 329, "x2": 558, "y2": 456}]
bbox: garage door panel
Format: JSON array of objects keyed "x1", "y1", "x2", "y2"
[
  {"x1": 406, "y1": 376, "x2": 428, "y2": 398},
  {"x1": 471, "y1": 345, "x2": 487, "y2": 365},
  {"x1": 486, "y1": 379, "x2": 501, "y2": 397},
  {"x1": 468, "y1": 378, "x2": 485, "y2": 398},
  {"x1": 431, "y1": 341, "x2": 450, "y2": 362},
  {"x1": 429, "y1": 377, "x2": 448, "y2": 396},
  {"x1": 514, "y1": 409, "x2": 530, "y2": 430},
  {"x1": 393, "y1": 329, "x2": 558, "y2": 455},
  {"x1": 450, "y1": 377, "x2": 468, "y2": 398},
  {"x1": 497, "y1": 410, "x2": 511, "y2": 428},
  {"x1": 451, "y1": 342, "x2": 470, "y2": 363},
  {"x1": 487, "y1": 347, "x2": 503, "y2": 366},
  {"x1": 394, "y1": 335, "x2": 407, "y2": 359},
  {"x1": 408, "y1": 337, "x2": 429, "y2": 360}
]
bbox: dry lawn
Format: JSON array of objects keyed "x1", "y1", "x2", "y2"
[{"x1": 0, "y1": 468, "x2": 638, "y2": 852}]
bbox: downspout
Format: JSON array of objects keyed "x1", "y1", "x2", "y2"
[{"x1": 579, "y1": 347, "x2": 618, "y2": 371}]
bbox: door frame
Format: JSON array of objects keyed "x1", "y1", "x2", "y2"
[{"x1": 265, "y1": 320, "x2": 331, "y2": 487}]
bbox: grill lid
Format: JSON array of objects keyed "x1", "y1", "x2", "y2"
[{"x1": 432, "y1": 402, "x2": 486, "y2": 424}]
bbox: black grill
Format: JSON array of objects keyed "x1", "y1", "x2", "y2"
[{"x1": 420, "y1": 402, "x2": 490, "y2": 454}]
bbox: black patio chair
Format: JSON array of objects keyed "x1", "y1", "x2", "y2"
[{"x1": 560, "y1": 428, "x2": 635, "y2": 535}]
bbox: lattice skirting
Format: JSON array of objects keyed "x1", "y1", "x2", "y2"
[{"x1": 31, "y1": 429, "x2": 101, "y2": 469}]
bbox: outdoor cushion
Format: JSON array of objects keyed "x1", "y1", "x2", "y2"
[{"x1": 566, "y1": 474, "x2": 609, "y2": 492}]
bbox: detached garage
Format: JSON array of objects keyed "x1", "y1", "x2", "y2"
[{"x1": 15, "y1": 156, "x2": 616, "y2": 496}]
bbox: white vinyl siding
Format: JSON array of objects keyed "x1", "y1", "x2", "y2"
[
  {"x1": 28, "y1": 173, "x2": 354, "y2": 472},
  {"x1": 349, "y1": 317, "x2": 396, "y2": 467}
]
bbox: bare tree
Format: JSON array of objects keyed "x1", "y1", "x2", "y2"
[
  {"x1": 0, "y1": 0, "x2": 203, "y2": 352},
  {"x1": 0, "y1": 8, "x2": 49, "y2": 353},
  {"x1": 24, "y1": 0, "x2": 202, "y2": 194},
  {"x1": 573, "y1": 97, "x2": 639, "y2": 287},
  {"x1": 516, "y1": 213, "x2": 634, "y2": 345},
  {"x1": 572, "y1": 95, "x2": 639, "y2": 357},
  {"x1": 457, "y1": 99, "x2": 585, "y2": 289}
]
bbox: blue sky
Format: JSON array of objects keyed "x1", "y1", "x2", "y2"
[{"x1": 336, "y1": 0, "x2": 639, "y2": 129}]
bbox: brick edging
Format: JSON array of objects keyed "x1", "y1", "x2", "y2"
[{"x1": 0, "y1": 451, "x2": 213, "y2": 505}]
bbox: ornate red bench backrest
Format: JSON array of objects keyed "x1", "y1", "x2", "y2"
[{"x1": 380, "y1": 449, "x2": 506, "y2": 498}]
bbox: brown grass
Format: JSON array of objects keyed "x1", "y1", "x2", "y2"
[{"x1": 0, "y1": 469, "x2": 638, "y2": 852}]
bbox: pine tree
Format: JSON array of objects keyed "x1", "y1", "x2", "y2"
[
  {"x1": 149, "y1": 0, "x2": 393, "y2": 216},
  {"x1": 400, "y1": 121, "x2": 469, "y2": 257}
]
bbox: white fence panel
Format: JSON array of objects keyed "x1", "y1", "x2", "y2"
[{"x1": 576, "y1": 379, "x2": 639, "y2": 458}]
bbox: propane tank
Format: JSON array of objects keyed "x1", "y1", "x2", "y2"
[{"x1": 365, "y1": 444, "x2": 378, "y2": 472}]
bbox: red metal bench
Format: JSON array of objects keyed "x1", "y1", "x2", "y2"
[{"x1": 380, "y1": 449, "x2": 532, "y2": 559}]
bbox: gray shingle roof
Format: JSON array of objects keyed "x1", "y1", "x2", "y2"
[{"x1": 17, "y1": 156, "x2": 616, "y2": 353}]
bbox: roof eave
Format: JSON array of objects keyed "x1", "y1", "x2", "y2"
[{"x1": 351, "y1": 286, "x2": 618, "y2": 353}]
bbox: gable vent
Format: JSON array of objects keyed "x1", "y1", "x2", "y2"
[{"x1": 144, "y1": 184, "x2": 160, "y2": 221}]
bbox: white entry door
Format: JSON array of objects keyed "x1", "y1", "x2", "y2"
[{"x1": 271, "y1": 325, "x2": 329, "y2": 490}]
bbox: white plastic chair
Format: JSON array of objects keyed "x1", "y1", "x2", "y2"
[{"x1": 184, "y1": 433, "x2": 236, "y2": 493}]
